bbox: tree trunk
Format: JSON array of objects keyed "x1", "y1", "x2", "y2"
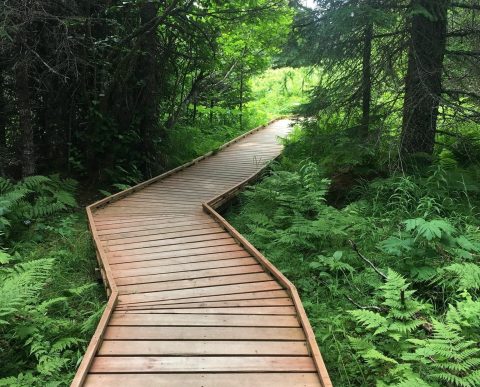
[
  {"x1": 0, "y1": 68, "x2": 7, "y2": 175},
  {"x1": 138, "y1": 1, "x2": 160, "y2": 177},
  {"x1": 209, "y1": 99, "x2": 214, "y2": 125},
  {"x1": 15, "y1": 62, "x2": 35, "y2": 177},
  {"x1": 166, "y1": 72, "x2": 205, "y2": 130},
  {"x1": 360, "y1": 21, "x2": 373, "y2": 137},
  {"x1": 400, "y1": 0, "x2": 448, "y2": 156},
  {"x1": 239, "y1": 68, "x2": 244, "y2": 130},
  {"x1": 192, "y1": 97, "x2": 197, "y2": 123}
]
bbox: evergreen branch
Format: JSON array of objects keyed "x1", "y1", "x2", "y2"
[
  {"x1": 443, "y1": 88, "x2": 480, "y2": 100},
  {"x1": 446, "y1": 50, "x2": 480, "y2": 57},
  {"x1": 451, "y1": 2, "x2": 480, "y2": 10}
]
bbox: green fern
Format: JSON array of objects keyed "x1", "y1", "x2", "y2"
[
  {"x1": 379, "y1": 236, "x2": 415, "y2": 256},
  {"x1": 349, "y1": 310, "x2": 389, "y2": 335},
  {"x1": 437, "y1": 263, "x2": 480, "y2": 291},
  {"x1": 389, "y1": 376, "x2": 432, "y2": 387},
  {"x1": 446, "y1": 293, "x2": 480, "y2": 330},
  {"x1": 404, "y1": 218, "x2": 456, "y2": 241},
  {"x1": 0, "y1": 175, "x2": 77, "y2": 239},
  {"x1": 409, "y1": 321, "x2": 480, "y2": 387},
  {"x1": 349, "y1": 336, "x2": 398, "y2": 367},
  {"x1": 380, "y1": 270, "x2": 427, "y2": 334},
  {"x1": 0, "y1": 258, "x2": 54, "y2": 325},
  {"x1": 227, "y1": 155, "x2": 480, "y2": 386},
  {"x1": 309, "y1": 251, "x2": 354, "y2": 273},
  {"x1": 19, "y1": 176, "x2": 51, "y2": 190}
]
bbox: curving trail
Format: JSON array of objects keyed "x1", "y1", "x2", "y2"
[{"x1": 72, "y1": 119, "x2": 332, "y2": 387}]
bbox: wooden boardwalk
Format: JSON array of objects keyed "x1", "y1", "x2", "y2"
[{"x1": 72, "y1": 119, "x2": 332, "y2": 387}]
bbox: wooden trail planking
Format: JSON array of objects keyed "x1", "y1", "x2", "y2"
[
  {"x1": 84, "y1": 373, "x2": 322, "y2": 387},
  {"x1": 72, "y1": 119, "x2": 332, "y2": 387}
]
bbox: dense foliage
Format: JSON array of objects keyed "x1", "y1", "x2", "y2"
[
  {"x1": 0, "y1": 1, "x2": 291, "y2": 182},
  {"x1": 227, "y1": 141, "x2": 480, "y2": 386},
  {"x1": 0, "y1": 176, "x2": 104, "y2": 385},
  {"x1": 226, "y1": 2, "x2": 480, "y2": 386},
  {"x1": 230, "y1": 0, "x2": 480, "y2": 387},
  {"x1": 1, "y1": 0, "x2": 480, "y2": 385},
  {"x1": 287, "y1": 0, "x2": 480, "y2": 161}
]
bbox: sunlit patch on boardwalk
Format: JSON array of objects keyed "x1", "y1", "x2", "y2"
[{"x1": 72, "y1": 120, "x2": 332, "y2": 387}]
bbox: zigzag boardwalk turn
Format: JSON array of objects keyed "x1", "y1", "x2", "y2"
[{"x1": 72, "y1": 119, "x2": 332, "y2": 387}]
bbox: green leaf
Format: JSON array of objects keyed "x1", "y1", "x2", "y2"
[
  {"x1": 455, "y1": 236, "x2": 480, "y2": 253},
  {"x1": 0, "y1": 251, "x2": 11, "y2": 264}
]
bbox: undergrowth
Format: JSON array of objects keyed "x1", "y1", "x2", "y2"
[
  {"x1": 226, "y1": 131, "x2": 480, "y2": 386},
  {"x1": 0, "y1": 176, "x2": 104, "y2": 386}
]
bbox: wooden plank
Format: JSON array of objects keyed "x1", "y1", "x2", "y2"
[
  {"x1": 117, "y1": 273, "x2": 273, "y2": 294},
  {"x1": 117, "y1": 281, "x2": 283, "y2": 305},
  {"x1": 84, "y1": 373, "x2": 322, "y2": 387},
  {"x1": 114, "y1": 306, "x2": 296, "y2": 315},
  {"x1": 90, "y1": 356, "x2": 316, "y2": 373},
  {"x1": 95, "y1": 216, "x2": 205, "y2": 230},
  {"x1": 104, "y1": 325, "x2": 305, "y2": 341},
  {"x1": 98, "y1": 220, "x2": 217, "y2": 237},
  {"x1": 114, "y1": 264, "x2": 264, "y2": 286},
  {"x1": 99, "y1": 222, "x2": 219, "y2": 240},
  {"x1": 175, "y1": 171, "x2": 255, "y2": 179},
  {"x1": 117, "y1": 289, "x2": 290, "y2": 308},
  {"x1": 112, "y1": 256, "x2": 256, "y2": 277},
  {"x1": 106, "y1": 199, "x2": 199, "y2": 206},
  {"x1": 163, "y1": 175, "x2": 246, "y2": 183},
  {"x1": 110, "y1": 251, "x2": 251, "y2": 271},
  {"x1": 99, "y1": 203, "x2": 200, "y2": 212},
  {"x1": 108, "y1": 313, "x2": 299, "y2": 327},
  {"x1": 108, "y1": 244, "x2": 244, "y2": 265},
  {"x1": 103, "y1": 227, "x2": 225, "y2": 246},
  {"x1": 115, "y1": 298, "x2": 294, "y2": 310},
  {"x1": 138, "y1": 181, "x2": 229, "y2": 189},
  {"x1": 117, "y1": 197, "x2": 206, "y2": 206},
  {"x1": 96, "y1": 208, "x2": 202, "y2": 217},
  {"x1": 98, "y1": 340, "x2": 308, "y2": 356},
  {"x1": 103, "y1": 204, "x2": 199, "y2": 212},
  {"x1": 109, "y1": 196, "x2": 200, "y2": 204},
  {"x1": 132, "y1": 188, "x2": 211, "y2": 197},
  {"x1": 93, "y1": 213, "x2": 180, "y2": 222},
  {"x1": 109, "y1": 237, "x2": 238, "y2": 257}
]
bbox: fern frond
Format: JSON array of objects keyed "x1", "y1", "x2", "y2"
[
  {"x1": 19, "y1": 175, "x2": 51, "y2": 190},
  {"x1": 404, "y1": 218, "x2": 456, "y2": 241},
  {"x1": 0, "y1": 177, "x2": 14, "y2": 194},
  {"x1": 446, "y1": 294, "x2": 480, "y2": 328},
  {"x1": 349, "y1": 310, "x2": 388, "y2": 334},
  {"x1": 438, "y1": 263, "x2": 480, "y2": 291},
  {"x1": 0, "y1": 258, "x2": 54, "y2": 325},
  {"x1": 391, "y1": 377, "x2": 432, "y2": 387},
  {"x1": 417, "y1": 320, "x2": 480, "y2": 387}
]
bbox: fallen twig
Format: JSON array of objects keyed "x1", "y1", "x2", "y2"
[
  {"x1": 349, "y1": 240, "x2": 388, "y2": 280},
  {"x1": 345, "y1": 295, "x2": 384, "y2": 312}
]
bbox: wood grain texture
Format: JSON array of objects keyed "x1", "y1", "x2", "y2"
[
  {"x1": 90, "y1": 356, "x2": 316, "y2": 373},
  {"x1": 85, "y1": 373, "x2": 322, "y2": 387},
  {"x1": 98, "y1": 340, "x2": 309, "y2": 356}
]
